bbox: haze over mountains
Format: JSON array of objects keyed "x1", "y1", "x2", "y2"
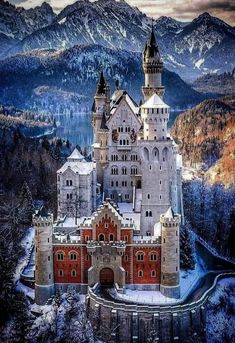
[{"x1": 1, "y1": 0, "x2": 235, "y2": 82}]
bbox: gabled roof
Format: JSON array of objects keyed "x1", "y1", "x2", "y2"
[
  {"x1": 108, "y1": 91, "x2": 141, "y2": 126},
  {"x1": 141, "y1": 93, "x2": 170, "y2": 109}
]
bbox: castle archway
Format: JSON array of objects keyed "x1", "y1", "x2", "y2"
[{"x1": 100, "y1": 268, "x2": 114, "y2": 286}]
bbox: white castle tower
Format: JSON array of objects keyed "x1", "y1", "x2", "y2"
[
  {"x1": 142, "y1": 25, "x2": 165, "y2": 100},
  {"x1": 34, "y1": 206, "x2": 54, "y2": 305},
  {"x1": 160, "y1": 208, "x2": 180, "y2": 298},
  {"x1": 139, "y1": 28, "x2": 180, "y2": 235},
  {"x1": 92, "y1": 71, "x2": 110, "y2": 185}
]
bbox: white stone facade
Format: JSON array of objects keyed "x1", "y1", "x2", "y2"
[
  {"x1": 92, "y1": 29, "x2": 183, "y2": 235},
  {"x1": 57, "y1": 149, "x2": 97, "y2": 219}
]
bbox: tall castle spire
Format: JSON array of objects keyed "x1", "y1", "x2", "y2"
[{"x1": 142, "y1": 25, "x2": 165, "y2": 100}]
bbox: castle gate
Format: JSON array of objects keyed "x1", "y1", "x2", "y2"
[{"x1": 100, "y1": 268, "x2": 114, "y2": 286}]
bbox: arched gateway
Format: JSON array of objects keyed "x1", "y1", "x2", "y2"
[{"x1": 100, "y1": 268, "x2": 114, "y2": 286}]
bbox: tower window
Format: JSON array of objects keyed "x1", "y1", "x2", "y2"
[
  {"x1": 48, "y1": 256, "x2": 50, "y2": 261},
  {"x1": 137, "y1": 253, "x2": 144, "y2": 261},
  {"x1": 147, "y1": 194, "x2": 150, "y2": 199},
  {"x1": 176, "y1": 267, "x2": 178, "y2": 271},
  {"x1": 138, "y1": 270, "x2": 143, "y2": 277},
  {"x1": 58, "y1": 269, "x2": 64, "y2": 277},
  {"x1": 57, "y1": 252, "x2": 64, "y2": 261},
  {"x1": 122, "y1": 167, "x2": 127, "y2": 175},
  {"x1": 69, "y1": 252, "x2": 77, "y2": 261},
  {"x1": 150, "y1": 254, "x2": 157, "y2": 261},
  {"x1": 71, "y1": 270, "x2": 77, "y2": 277}
]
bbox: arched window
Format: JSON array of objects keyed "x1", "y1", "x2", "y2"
[
  {"x1": 162, "y1": 147, "x2": 168, "y2": 162},
  {"x1": 150, "y1": 253, "x2": 157, "y2": 261},
  {"x1": 57, "y1": 252, "x2": 64, "y2": 261},
  {"x1": 109, "y1": 234, "x2": 114, "y2": 241},
  {"x1": 58, "y1": 269, "x2": 64, "y2": 277},
  {"x1": 143, "y1": 147, "x2": 149, "y2": 161},
  {"x1": 147, "y1": 194, "x2": 150, "y2": 199},
  {"x1": 99, "y1": 234, "x2": 105, "y2": 241},
  {"x1": 131, "y1": 166, "x2": 138, "y2": 175},
  {"x1": 146, "y1": 211, "x2": 149, "y2": 217},
  {"x1": 138, "y1": 270, "x2": 143, "y2": 277},
  {"x1": 151, "y1": 270, "x2": 156, "y2": 277},
  {"x1": 111, "y1": 166, "x2": 118, "y2": 175},
  {"x1": 149, "y1": 211, "x2": 152, "y2": 217},
  {"x1": 71, "y1": 269, "x2": 76, "y2": 277},
  {"x1": 152, "y1": 147, "x2": 159, "y2": 161},
  {"x1": 69, "y1": 251, "x2": 78, "y2": 261},
  {"x1": 122, "y1": 167, "x2": 127, "y2": 175},
  {"x1": 137, "y1": 252, "x2": 144, "y2": 261}
]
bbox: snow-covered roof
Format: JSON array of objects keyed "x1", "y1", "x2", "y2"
[
  {"x1": 164, "y1": 207, "x2": 175, "y2": 218},
  {"x1": 57, "y1": 160, "x2": 95, "y2": 175},
  {"x1": 141, "y1": 93, "x2": 170, "y2": 109},
  {"x1": 110, "y1": 90, "x2": 139, "y2": 116},
  {"x1": 67, "y1": 148, "x2": 84, "y2": 162}
]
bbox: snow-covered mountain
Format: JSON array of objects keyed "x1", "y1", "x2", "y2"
[
  {"x1": 0, "y1": 44, "x2": 206, "y2": 113},
  {"x1": 0, "y1": 0, "x2": 55, "y2": 57},
  {"x1": 0, "y1": 0, "x2": 234, "y2": 81}
]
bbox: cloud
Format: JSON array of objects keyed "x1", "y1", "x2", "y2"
[{"x1": 7, "y1": 0, "x2": 235, "y2": 25}]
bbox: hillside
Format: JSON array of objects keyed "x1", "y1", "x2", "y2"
[
  {"x1": 171, "y1": 95, "x2": 235, "y2": 187},
  {"x1": 0, "y1": 114, "x2": 71, "y2": 203},
  {"x1": 192, "y1": 69, "x2": 235, "y2": 95},
  {"x1": 0, "y1": 45, "x2": 206, "y2": 113}
]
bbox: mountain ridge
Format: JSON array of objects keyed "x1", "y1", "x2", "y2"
[{"x1": 0, "y1": 1, "x2": 234, "y2": 81}]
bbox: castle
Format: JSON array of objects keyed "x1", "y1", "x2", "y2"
[{"x1": 34, "y1": 27, "x2": 183, "y2": 305}]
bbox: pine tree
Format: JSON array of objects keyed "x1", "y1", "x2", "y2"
[
  {"x1": 19, "y1": 181, "x2": 34, "y2": 224},
  {"x1": 180, "y1": 222, "x2": 195, "y2": 270}
]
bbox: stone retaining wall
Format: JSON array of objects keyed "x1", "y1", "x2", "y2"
[{"x1": 86, "y1": 272, "x2": 234, "y2": 343}]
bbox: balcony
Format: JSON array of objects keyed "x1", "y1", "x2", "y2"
[{"x1": 117, "y1": 144, "x2": 132, "y2": 151}]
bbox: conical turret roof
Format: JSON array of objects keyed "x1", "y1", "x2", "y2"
[
  {"x1": 164, "y1": 207, "x2": 175, "y2": 219},
  {"x1": 96, "y1": 70, "x2": 106, "y2": 95},
  {"x1": 144, "y1": 25, "x2": 161, "y2": 60}
]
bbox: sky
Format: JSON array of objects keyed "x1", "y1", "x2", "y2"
[{"x1": 8, "y1": 0, "x2": 235, "y2": 26}]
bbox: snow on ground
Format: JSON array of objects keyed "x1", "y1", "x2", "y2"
[
  {"x1": 206, "y1": 277, "x2": 235, "y2": 342},
  {"x1": 109, "y1": 288, "x2": 175, "y2": 304},
  {"x1": 180, "y1": 255, "x2": 207, "y2": 299},
  {"x1": 109, "y1": 257, "x2": 207, "y2": 305},
  {"x1": 13, "y1": 227, "x2": 34, "y2": 284},
  {"x1": 15, "y1": 281, "x2": 35, "y2": 300}
]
